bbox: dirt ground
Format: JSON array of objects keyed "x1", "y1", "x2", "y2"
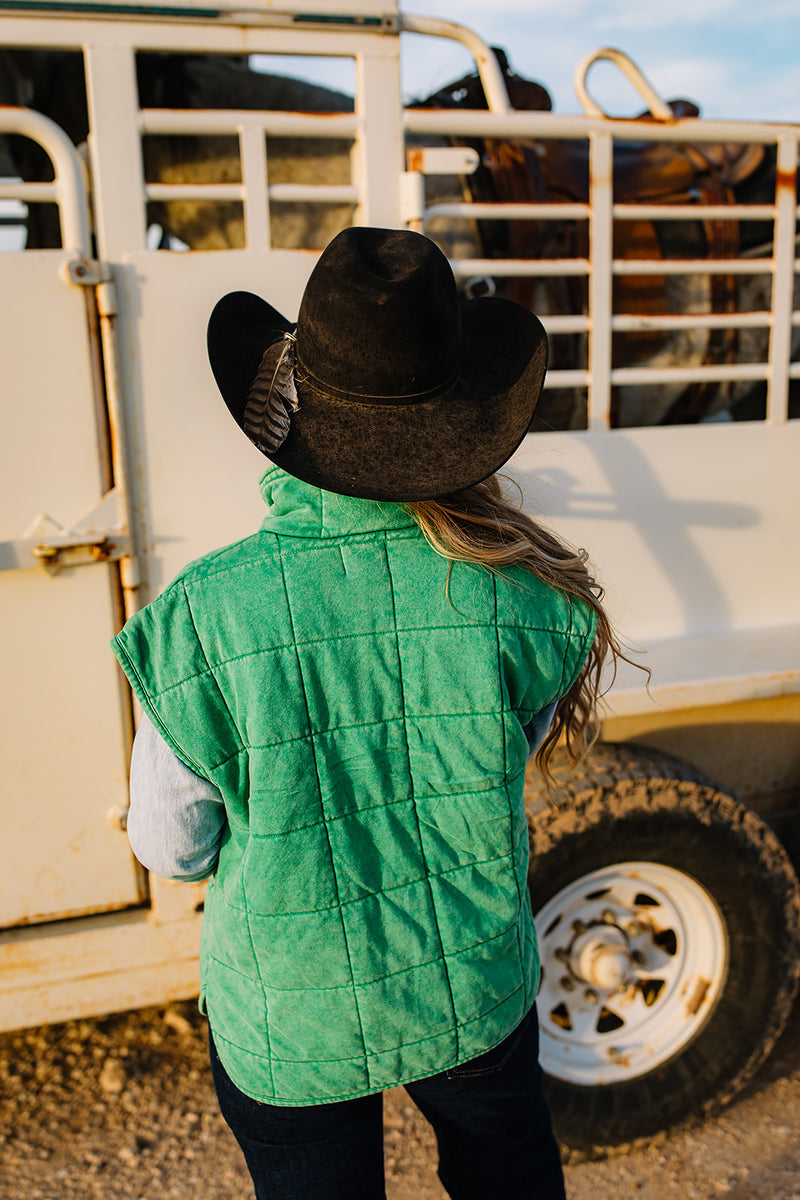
[{"x1": 1, "y1": 993, "x2": 799, "y2": 1200}]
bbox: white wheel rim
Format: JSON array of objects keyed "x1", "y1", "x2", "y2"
[{"x1": 534, "y1": 861, "x2": 729, "y2": 1085}]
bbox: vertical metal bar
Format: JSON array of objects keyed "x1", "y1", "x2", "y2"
[
  {"x1": 83, "y1": 43, "x2": 147, "y2": 258},
  {"x1": 96, "y1": 277, "x2": 140, "y2": 609},
  {"x1": 588, "y1": 130, "x2": 613, "y2": 430},
  {"x1": 354, "y1": 46, "x2": 404, "y2": 228},
  {"x1": 767, "y1": 134, "x2": 798, "y2": 425},
  {"x1": 81, "y1": 284, "x2": 114, "y2": 497},
  {"x1": 240, "y1": 121, "x2": 270, "y2": 251}
]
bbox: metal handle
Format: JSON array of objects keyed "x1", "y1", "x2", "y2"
[
  {"x1": 401, "y1": 13, "x2": 512, "y2": 115},
  {"x1": 574, "y1": 48, "x2": 674, "y2": 122}
]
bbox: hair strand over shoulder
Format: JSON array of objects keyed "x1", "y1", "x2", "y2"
[{"x1": 405, "y1": 474, "x2": 643, "y2": 785}]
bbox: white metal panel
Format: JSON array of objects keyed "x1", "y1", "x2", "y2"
[
  {"x1": 510, "y1": 423, "x2": 800, "y2": 639},
  {"x1": 0, "y1": 252, "x2": 142, "y2": 926},
  {"x1": 508, "y1": 421, "x2": 800, "y2": 708},
  {"x1": 116, "y1": 250, "x2": 316, "y2": 594}
]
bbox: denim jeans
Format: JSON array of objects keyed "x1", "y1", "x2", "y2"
[{"x1": 209, "y1": 1006, "x2": 566, "y2": 1200}]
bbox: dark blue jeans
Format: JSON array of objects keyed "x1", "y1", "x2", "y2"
[{"x1": 209, "y1": 1006, "x2": 566, "y2": 1200}]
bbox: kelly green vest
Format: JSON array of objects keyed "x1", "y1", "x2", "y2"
[{"x1": 112, "y1": 466, "x2": 595, "y2": 1105}]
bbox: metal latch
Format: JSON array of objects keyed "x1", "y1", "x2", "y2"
[
  {"x1": 402, "y1": 146, "x2": 480, "y2": 226},
  {"x1": 406, "y1": 147, "x2": 480, "y2": 177},
  {"x1": 0, "y1": 488, "x2": 134, "y2": 577}
]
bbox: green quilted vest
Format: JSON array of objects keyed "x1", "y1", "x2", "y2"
[{"x1": 112, "y1": 466, "x2": 596, "y2": 1105}]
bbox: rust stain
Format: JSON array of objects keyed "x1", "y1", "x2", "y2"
[
  {"x1": 90, "y1": 539, "x2": 114, "y2": 562},
  {"x1": 407, "y1": 148, "x2": 424, "y2": 173},
  {"x1": 607, "y1": 1046, "x2": 632, "y2": 1069},
  {"x1": 775, "y1": 168, "x2": 798, "y2": 193},
  {"x1": 686, "y1": 975, "x2": 711, "y2": 1016},
  {"x1": 4, "y1": 898, "x2": 142, "y2": 931}
]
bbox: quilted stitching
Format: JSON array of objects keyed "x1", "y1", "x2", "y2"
[
  {"x1": 274, "y1": 531, "x2": 371, "y2": 1082},
  {"x1": 384, "y1": 534, "x2": 459, "y2": 1066},
  {"x1": 111, "y1": 468, "x2": 596, "y2": 1105}
]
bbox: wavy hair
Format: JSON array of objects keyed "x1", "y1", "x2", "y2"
[{"x1": 405, "y1": 474, "x2": 637, "y2": 783}]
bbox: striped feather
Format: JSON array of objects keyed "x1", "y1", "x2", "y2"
[{"x1": 243, "y1": 332, "x2": 300, "y2": 454}]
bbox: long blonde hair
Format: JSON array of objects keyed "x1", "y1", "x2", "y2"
[{"x1": 405, "y1": 474, "x2": 630, "y2": 782}]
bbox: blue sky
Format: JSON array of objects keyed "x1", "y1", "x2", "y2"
[
  {"x1": 397, "y1": 0, "x2": 799, "y2": 122},
  {"x1": 257, "y1": 0, "x2": 798, "y2": 124}
]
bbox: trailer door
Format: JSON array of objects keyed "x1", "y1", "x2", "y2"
[{"x1": 0, "y1": 110, "x2": 144, "y2": 927}]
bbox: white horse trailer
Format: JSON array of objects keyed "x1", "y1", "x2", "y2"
[{"x1": 1, "y1": 0, "x2": 798, "y2": 1155}]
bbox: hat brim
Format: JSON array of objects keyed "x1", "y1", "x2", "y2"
[{"x1": 208, "y1": 290, "x2": 547, "y2": 501}]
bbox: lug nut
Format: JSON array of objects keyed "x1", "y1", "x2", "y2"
[
  {"x1": 559, "y1": 976, "x2": 575, "y2": 992},
  {"x1": 584, "y1": 989, "x2": 599, "y2": 1004}
]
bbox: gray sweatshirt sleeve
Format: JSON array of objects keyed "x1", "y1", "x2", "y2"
[{"x1": 127, "y1": 715, "x2": 227, "y2": 883}]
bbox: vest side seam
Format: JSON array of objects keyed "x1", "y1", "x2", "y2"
[
  {"x1": 492, "y1": 574, "x2": 529, "y2": 1015},
  {"x1": 274, "y1": 534, "x2": 370, "y2": 1084},
  {"x1": 384, "y1": 536, "x2": 459, "y2": 1060}
]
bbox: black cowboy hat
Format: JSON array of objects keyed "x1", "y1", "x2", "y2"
[{"x1": 207, "y1": 226, "x2": 547, "y2": 501}]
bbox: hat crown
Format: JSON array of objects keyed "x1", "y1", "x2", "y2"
[{"x1": 296, "y1": 227, "x2": 461, "y2": 403}]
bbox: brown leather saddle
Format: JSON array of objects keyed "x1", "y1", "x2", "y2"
[{"x1": 420, "y1": 54, "x2": 771, "y2": 424}]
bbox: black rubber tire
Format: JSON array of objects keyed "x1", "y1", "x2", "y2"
[{"x1": 525, "y1": 741, "x2": 800, "y2": 1159}]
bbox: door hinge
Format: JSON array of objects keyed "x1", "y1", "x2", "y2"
[{"x1": 65, "y1": 258, "x2": 113, "y2": 288}]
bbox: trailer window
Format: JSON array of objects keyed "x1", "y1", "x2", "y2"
[
  {"x1": 136, "y1": 52, "x2": 356, "y2": 252},
  {"x1": 0, "y1": 49, "x2": 87, "y2": 251}
]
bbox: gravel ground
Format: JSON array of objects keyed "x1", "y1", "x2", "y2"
[{"x1": 1, "y1": 994, "x2": 799, "y2": 1200}]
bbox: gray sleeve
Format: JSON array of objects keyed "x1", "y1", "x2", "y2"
[
  {"x1": 127, "y1": 715, "x2": 227, "y2": 883},
  {"x1": 522, "y1": 700, "x2": 558, "y2": 759}
]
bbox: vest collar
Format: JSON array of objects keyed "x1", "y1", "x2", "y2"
[{"x1": 258, "y1": 466, "x2": 418, "y2": 539}]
